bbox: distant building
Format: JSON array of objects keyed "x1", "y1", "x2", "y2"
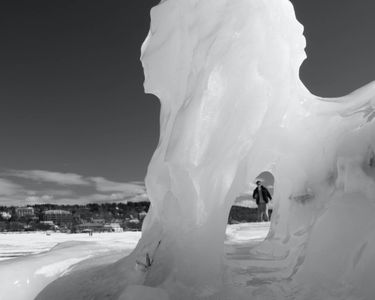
[
  {"x1": 129, "y1": 218, "x2": 140, "y2": 224},
  {"x1": 92, "y1": 218, "x2": 105, "y2": 224},
  {"x1": 40, "y1": 221, "x2": 54, "y2": 226},
  {"x1": 124, "y1": 218, "x2": 141, "y2": 231},
  {"x1": 104, "y1": 223, "x2": 123, "y2": 232},
  {"x1": 78, "y1": 223, "x2": 109, "y2": 233},
  {"x1": 16, "y1": 207, "x2": 35, "y2": 218},
  {"x1": 43, "y1": 210, "x2": 72, "y2": 225}
]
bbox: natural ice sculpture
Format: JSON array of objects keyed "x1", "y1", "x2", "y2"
[
  {"x1": 34, "y1": 0, "x2": 375, "y2": 299},
  {"x1": 137, "y1": 0, "x2": 375, "y2": 298}
]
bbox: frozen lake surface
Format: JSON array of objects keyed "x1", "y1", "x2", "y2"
[
  {"x1": 0, "y1": 231, "x2": 142, "y2": 261},
  {"x1": 0, "y1": 223, "x2": 270, "y2": 262}
]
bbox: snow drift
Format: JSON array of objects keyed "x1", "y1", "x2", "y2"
[{"x1": 6, "y1": 0, "x2": 375, "y2": 299}]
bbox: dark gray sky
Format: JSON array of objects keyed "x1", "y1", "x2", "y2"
[
  {"x1": 0, "y1": 0, "x2": 375, "y2": 205},
  {"x1": 293, "y1": 0, "x2": 375, "y2": 97},
  {"x1": 0, "y1": 0, "x2": 160, "y2": 182}
]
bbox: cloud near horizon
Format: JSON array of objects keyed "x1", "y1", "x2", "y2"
[
  {"x1": 91, "y1": 177, "x2": 145, "y2": 194},
  {"x1": 0, "y1": 179, "x2": 23, "y2": 196},
  {"x1": 55, "y1": 192, "x2": 149, "y2": 206},
  {"x1": 0, "y1": 169, "x2": 148, "y2": 206},
  {"x1": 5, "y1": 169, "x2": 90, "y2": 186}
]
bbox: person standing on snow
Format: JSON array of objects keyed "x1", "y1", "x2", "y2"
[{"x1": 252, "y1": 180, "x2": 272, "y2": 222}]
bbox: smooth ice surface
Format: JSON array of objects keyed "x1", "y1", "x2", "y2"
[{"x1": 3, "y1": 0, "x2": 375, "y2": 299}]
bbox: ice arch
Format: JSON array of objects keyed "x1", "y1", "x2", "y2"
[
  {"x1": 228, "y1": 170, "x2": 275, "y2": 222},
  {"x1": 36, "y1": 0, "x2": 375, "y2": 299},
  {"x1": 137, "y1": 0, "x2": 375, "y2": 298}
]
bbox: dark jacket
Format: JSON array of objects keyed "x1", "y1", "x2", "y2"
[{"x1": 252, "y1": 186, "x2": 272, "y2": 205}]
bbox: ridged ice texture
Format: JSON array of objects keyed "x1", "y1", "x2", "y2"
[{"x1": 138, "y1": 0, "x2": 375, "y2": 299}]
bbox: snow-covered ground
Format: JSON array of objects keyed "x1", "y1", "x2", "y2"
[
  {"x1": 0, "y1": 231, "x2": 142, "y2": 300},
  {"x1": 0, "y1": 223, "x2": 270, "y2": 300},
  {"x1": 0, "y1": 231, "x2": 142, "y2": 261},
  {"x1": 225, "y1": 222, "x2": 270, "y2": 245},
  {"x1": 1, "y1": 223, "x2": 270, "y2": 262}
]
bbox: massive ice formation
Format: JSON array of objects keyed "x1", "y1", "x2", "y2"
[
  {"x1": 137, "y1": 0, "x2": 375, "y2": 299},
  {"x1": 34, "y1": 0, "x2": 375, "y2": 299}
]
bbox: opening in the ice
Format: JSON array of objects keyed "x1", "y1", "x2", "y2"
[
  {"x1": 226, "y1": 171, "x2": 274, "y2": 248},
  {"x1": 228, "y1": 171, "x2": 274, "y2": 223}
]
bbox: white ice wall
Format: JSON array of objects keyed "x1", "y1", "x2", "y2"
[
  {"x1": 137, "y1": 0, "x2": 375, "y2": 299},
  {"x1": 140, "y1": 0, "x2": 307, "y2": 295}
]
